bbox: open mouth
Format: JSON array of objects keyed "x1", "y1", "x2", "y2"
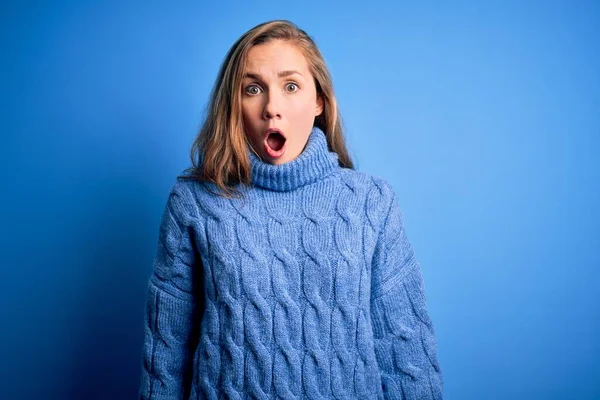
[
  {"x1": 264, "y1": 129, "x2": 287, "y2": 158},
  {"x1": 266, "y1": 131, "x2": 286, "y2": 151}
]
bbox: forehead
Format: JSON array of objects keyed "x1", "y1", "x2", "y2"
[{"x1": 244, "y1": 40, "x2": 310, "y2": 74}]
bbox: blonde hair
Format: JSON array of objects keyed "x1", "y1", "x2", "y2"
[{"x1": 180, "y1": 20, "x2": 354, "y2": 198}]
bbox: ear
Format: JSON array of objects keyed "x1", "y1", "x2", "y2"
[{"x1": 315, "y1": 94, "x2": 324, "y2": 117}]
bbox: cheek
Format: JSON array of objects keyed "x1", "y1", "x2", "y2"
[
  {"x1": 242, "y1": 99, "x2": 260, "y2": 117},
  {"x1": 241, "y1": 102, "x2": 260, "y2": 127},
  {"x1": 290, "y1": 96, "x2": 317, "y2": 120}
]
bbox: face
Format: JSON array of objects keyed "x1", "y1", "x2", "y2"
[{"x1": 241, "y1": 40, "x2": 324, "y2": 165}]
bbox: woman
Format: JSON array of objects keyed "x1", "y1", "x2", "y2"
[{"x1": 138, "y1": 19, "x2": 443, "y2": 399}]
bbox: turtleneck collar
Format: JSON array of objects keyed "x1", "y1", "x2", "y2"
[{"x1": 248, "y1": 126, "x2": 340, "y2": 192}]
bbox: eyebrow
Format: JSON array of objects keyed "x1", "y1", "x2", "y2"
[{"x1": 243, "y1": 70, "x2": 304, "y2": 80}]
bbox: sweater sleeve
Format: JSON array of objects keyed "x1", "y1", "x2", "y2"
[
  {"x1": 138, "y1": 182, "x2": 203, "y2": 400},
  {"x1": 370, "y1": 187, "x2": 443, "y2": 400}
]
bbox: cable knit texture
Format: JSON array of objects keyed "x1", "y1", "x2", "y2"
[{"x1": 138, "y1": 126, "x2": 443, "y2": 399}]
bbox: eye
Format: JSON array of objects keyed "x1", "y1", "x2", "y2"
[
  {"x1": 285, "y1": 82, "x2": 299, "y2": 92},
  {"x1": 245, "y1": 84, "x2": 262, "y2": 95}
]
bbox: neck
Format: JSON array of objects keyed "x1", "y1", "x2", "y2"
[{"x1": 248, "y1": 126, "x2": 340, "y2": 192}]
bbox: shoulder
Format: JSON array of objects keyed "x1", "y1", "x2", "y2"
[
  {"x1": 153, "y1": 171, "x2": 206, "y2": 224},
  {"x1": 156, "y1": 177, "x2": 197, "y2": 226},
  {"x1": 337, "y1": 168, "x2": 397, "y2": 224},
  {"x1": 337, "y1": 168, "x2": 396, "y2": 204},
  {"x1": 170, "y1": 170, "x2": 239, "y2": 221}
]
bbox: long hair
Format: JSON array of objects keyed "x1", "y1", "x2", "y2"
[{"x1": 180, "y1": 20, "x2": 354, "y2": 198}]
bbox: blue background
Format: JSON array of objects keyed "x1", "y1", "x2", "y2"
[{"x1": 2, "y1": 1, "x2": 599, "y2": 399}]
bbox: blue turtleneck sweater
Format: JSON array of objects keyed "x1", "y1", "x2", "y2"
[{"x1": 138, "y1": 126, "x2": 443, "y2": 399}]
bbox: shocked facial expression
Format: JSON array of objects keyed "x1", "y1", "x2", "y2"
[{"x1": 241, "y1": 40, "x2": 324, "y2": 165}]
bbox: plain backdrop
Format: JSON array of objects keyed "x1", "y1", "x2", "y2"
[{"x1": 2, "y1": 1, "x2": 599, "y2": 399}]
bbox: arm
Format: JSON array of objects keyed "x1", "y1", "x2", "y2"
[
  {"x1": 139, "y1": 182, "x2": 203, "y2": 400},
  {"x1": 370, "y1": 186, "x2": 443, "y2": 400}
]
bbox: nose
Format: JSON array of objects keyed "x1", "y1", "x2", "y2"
[{"x1": 263, "y1": 92, "x2": 282, "y2": 120}]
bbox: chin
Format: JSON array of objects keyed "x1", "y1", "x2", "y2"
[{"x1": 270, "y1": 156, "x2": 289, "y2": 166}]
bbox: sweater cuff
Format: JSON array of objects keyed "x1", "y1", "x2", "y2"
[
  {"x1": 139, "y1": 279, "x2": 199, "y2": 399},
  {"x1": 370, "y1": 261, "x2": 443, "y2": 399}
]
